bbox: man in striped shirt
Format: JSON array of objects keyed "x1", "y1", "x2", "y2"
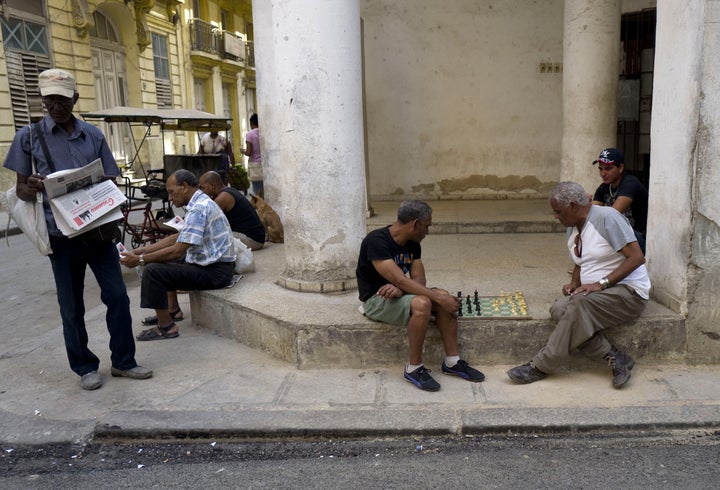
[{"x1": 121, "y1": 169, "x2": 236, "y2": 340}]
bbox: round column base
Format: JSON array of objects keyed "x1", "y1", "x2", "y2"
[{"x1": 278, "y1": 273, "x2": 357, "y2": 293}]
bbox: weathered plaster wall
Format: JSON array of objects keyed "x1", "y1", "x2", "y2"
[
  {"x1": 360, "y1": 0, "x2": 564, "y2": 200},
  {"x1": 650, "y1": 0, "x2": 720, "y2": 362},
  {"x1": 686, "y1": 0, "x2": 720, "y2": 361},
  {"x1": 559, "y1": 0, "x2": 620, "y2": 194}
]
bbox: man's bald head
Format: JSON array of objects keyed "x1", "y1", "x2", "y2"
[{"x1": 199, "y1": 171, "x2": 225, "y2": 198}]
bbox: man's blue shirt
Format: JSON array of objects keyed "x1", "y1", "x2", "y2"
[{"x1": 3, "y1": 115, "x2": 119, "y2": 234}]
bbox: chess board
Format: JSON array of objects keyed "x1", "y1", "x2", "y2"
[{"x1": 456, "y1": 290, "x2": 531, "y2": 319}]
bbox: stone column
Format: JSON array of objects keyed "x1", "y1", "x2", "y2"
[
  {"x1": 560, "y1": 0, "x2": 621, "y2": 192},
  {"x1": 650, "y1": 0, "x2": 720, "y2": 361},
  {"x1": 253, "y1": 0, "x2": 366, "y2": 293}
]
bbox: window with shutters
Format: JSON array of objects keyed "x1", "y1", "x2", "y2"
[
  {"x1": 152, "y1": 33, "x2": 173, "y2": 108},
  {"x1": 1, "y1": 11, "x2": 51, "y2": 129}
]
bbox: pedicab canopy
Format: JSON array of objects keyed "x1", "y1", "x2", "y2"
[{"x1": 80, "y1": 106, "x2": 232, "y2": 131}]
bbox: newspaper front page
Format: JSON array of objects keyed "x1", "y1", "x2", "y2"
[{"x1": 44, "y1": 159, "x2": 126, "y2": 238}]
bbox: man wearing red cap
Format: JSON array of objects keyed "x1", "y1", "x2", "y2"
[
  {"x1": 3, "y1": 69, "x2": 152, "y2": 390},
  {"x1": 591, "y1": 147, "x2": 648, "y2": 253}
]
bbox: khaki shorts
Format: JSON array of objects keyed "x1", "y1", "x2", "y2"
[{"x1": 362, "y1": 294, "x2": 415, "y2": 326}]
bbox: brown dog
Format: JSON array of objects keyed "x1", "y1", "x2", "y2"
[{"x1": 250, "y1": 195, "x2": 284, "y2": 243}]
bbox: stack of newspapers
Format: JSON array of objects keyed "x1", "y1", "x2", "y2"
[{"x1": 44, "y1": 159, "x2": 126, "y2": 238}]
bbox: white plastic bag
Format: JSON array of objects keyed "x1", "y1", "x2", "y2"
[
  {"x1": 0, "y1": 185, "x2": 52, "y2": 255},
  {"x1": 233, "y1": 237, "x2": 255, "y2": 273}
]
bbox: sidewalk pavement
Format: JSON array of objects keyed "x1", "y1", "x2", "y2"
[
  {"x1": 0, "y1": 210, "x2": 20, "y2": 239},
  {"x1": 1, "y1": 201, "x2": 720, "y2": 447}
]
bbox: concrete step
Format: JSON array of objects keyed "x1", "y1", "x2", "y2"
[
  {"x1": 192, "y1": 290, "x2": 684, "y2": 369},
  {"x1": 191, "y1": 229, "x2": 685, "y2": 369},
  {"x1": 366, "y1": 199, "x2": 565, "y2": 234}
]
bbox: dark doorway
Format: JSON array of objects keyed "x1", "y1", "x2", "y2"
[{"x1": 617, "y1": 8, "x2": 656, "y2": 189}]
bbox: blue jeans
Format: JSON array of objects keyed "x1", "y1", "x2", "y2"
[{"x1": 49, "y1": 235, "x2": 137, "y2": 376}]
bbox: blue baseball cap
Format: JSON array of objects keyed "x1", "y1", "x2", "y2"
[{"x1": 593, "y1": 148, "x2": 624, "y2": 166}]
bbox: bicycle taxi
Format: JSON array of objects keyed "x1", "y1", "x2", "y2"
[{"x1": 81, "y1": 106, "x2": 232, "y2": 248}]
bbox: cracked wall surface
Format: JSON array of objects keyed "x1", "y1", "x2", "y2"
[
  {"x1": 360, "y1": 0, "x2": 564, "y2": 200},
  {"x1": 652, "y1": 0, "x2": 720, "y2": 361}
]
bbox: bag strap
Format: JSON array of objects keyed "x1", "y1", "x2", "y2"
[
  {"x1": 32, "y1": 122, "x2": 56, "y2": 174},
  {"x1": 28, "y1": 124, "x2": 39, "y2": 175}
]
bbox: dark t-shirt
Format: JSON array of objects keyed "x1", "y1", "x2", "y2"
[
  {"x1": 356, "y1": 226, "x2": 421, "y2": 302},
  {"x1": 593, "y1": 173, "x2": 648, "y2": 233},
  {"x1": 219, "y1": 187, "x2": 266, "y2": 243}
]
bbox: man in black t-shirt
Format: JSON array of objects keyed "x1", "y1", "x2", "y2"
[
  {"x1": 591, "y1": 148, "x2": 648, "y2": 253},
  {"x1": 356, "y1": 200, "x2": 485, "y2": 392},
  {"x1": 199, "y1": 171, "x2": 265, "y2": 250}
]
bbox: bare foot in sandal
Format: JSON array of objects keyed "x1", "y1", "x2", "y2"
[
  {"x1": 137, "y1": 323, "x2": 179, "y2": 341},
  {"x1": 141, "y1": 309, "x2": 184, "y2": 326}
]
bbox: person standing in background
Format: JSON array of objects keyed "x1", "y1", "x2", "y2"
[
  {"x1": 198, "y1": 131, "x2": 235, "y2": 184},
  {"x1": 240, "y1": 114, "x2": 263, "y2": 197}
]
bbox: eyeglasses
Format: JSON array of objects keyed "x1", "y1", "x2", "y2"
[
  {"x1": 42, "y1": 96, "x2": 74, "y2": 108},
  {"x1": 574, "y1": 233, "x2": 582, "y2": 258}
]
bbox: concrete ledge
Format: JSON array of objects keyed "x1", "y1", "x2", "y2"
[
  {"x1": 191, "y1": 290, "x2": 686, "y2": 369},
  {"x1": 189, "y1": 230, "x2": 685, "y2": 370},
  {"x1": 415, "y1": 221, "x2": 565, "y2": 235}
]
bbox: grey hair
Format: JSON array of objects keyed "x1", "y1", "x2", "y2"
[
  {"x1": 172, "y1": 169, "x2": 198, "y2": 187},
  {"x1": 549, "y1": 181, "x2": 589, "y2": 207},
  {"x1": 397, "y1": 199, "x2": 432, "y2": 224}
]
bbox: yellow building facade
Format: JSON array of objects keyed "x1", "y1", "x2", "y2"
[{"x1": 0, "y1": 0, "x2": 254, "y2": 188}]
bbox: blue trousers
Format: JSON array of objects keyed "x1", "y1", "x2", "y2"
[{"x1": 49, "y1": 235, "x2": 137, "y2": 376}]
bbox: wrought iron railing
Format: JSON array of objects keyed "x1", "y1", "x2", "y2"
[
  {"x1": 245, "y1": 41, "x2": 255, "y2": 68},
  {"x1": 189, "y1": 18, "x2": 218, "y2": 55}
]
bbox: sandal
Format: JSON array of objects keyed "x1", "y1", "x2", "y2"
[
  {"x1": 141, "y1": 308, "x2": 184, "y2": 326},
  {"x1": 136, "y1": 323, "x2": 179, "y2": 341}
]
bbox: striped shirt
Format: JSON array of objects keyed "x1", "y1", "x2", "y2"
[{"x1": 177, "y1": 190, "x2": 236, "y2": 266}]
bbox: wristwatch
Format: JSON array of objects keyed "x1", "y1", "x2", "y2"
[
  {"x1": 598, "y1": 277, "x2": 610, "y2": 290},
  {"x1": 138, "y1": 254, "x2": 145, "y2": 267}
]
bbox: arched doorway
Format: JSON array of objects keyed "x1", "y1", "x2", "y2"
[{"x1": 89, "y1": 9, "x2": 131, "y2": 169}]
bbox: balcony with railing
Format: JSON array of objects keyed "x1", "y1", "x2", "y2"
[
  {"x1": 189, "y1": 18, "x2": 218, "y2": 55},
  {"x1": 189, "y1": 18, "x2": 252, "y2": 68}
]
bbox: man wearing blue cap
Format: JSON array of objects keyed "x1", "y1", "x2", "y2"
[{"x1": 591, "y1": 148, "x2": 648, "y2": 253}]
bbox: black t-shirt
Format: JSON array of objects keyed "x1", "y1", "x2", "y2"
[
  {"x1": 219, "y1": 187, "x2": 266, "y2": 243},
  {"x1": 593, "y1": 173, "x2": 648, "y2": 233},
  {"x1": 356, "y1": 226, "x2": 421, "y2": 302}
]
